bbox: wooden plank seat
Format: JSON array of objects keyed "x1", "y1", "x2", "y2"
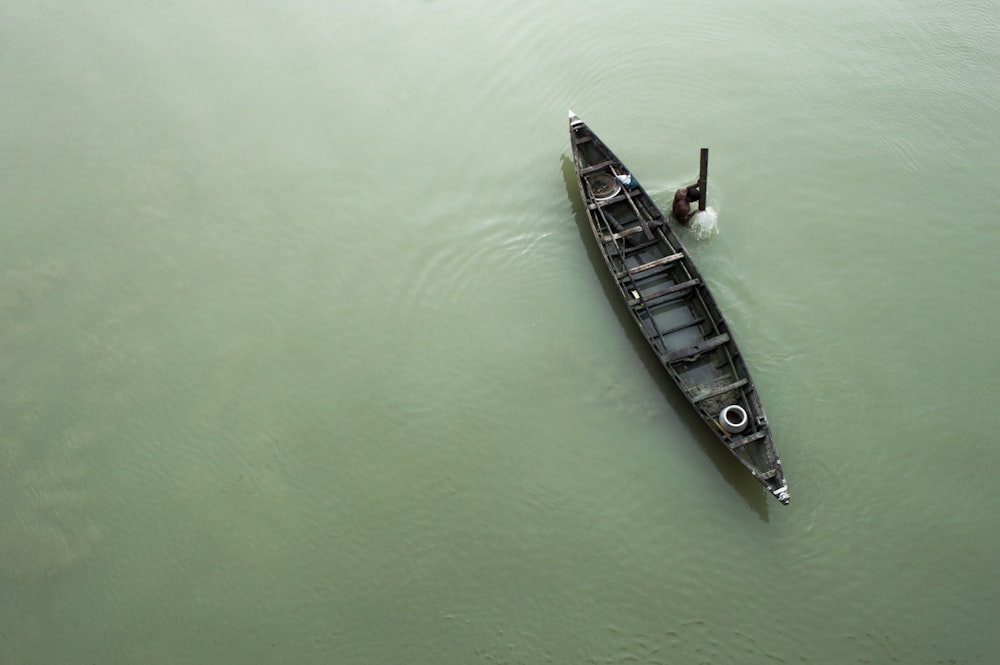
[
  {"x1": 727, "y1": 430, "x2": 766, "y2": 450},
  {"x1": 661, "y1": 333, "x2": 731, "y2": 363},
  {"x1": 629, "y1": 277, "x2": 700, "y2": 306},
  {"x1": 615, "y1": 252, "x2": 684, "y2": 280},
  {"x1": 602, "y1": 225, "x2": 644, "y2": 243},
  {"x1": 588, "y1": 193, "x2": 627, "y2": 209},
  {"x1": 581, "y1": 159, "x2": 616, "y2": 174},
  {"x1": 691, "y1": 377, "x2": 749, "y2": 404}
]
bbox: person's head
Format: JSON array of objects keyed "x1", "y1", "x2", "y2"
[{"x1": 686, "y1": 187, "x2": 701, "y2": 202}]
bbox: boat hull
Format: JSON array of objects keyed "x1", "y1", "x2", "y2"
[{"x1": 568, "y1": 111, "x2": 789, "y2": 505}]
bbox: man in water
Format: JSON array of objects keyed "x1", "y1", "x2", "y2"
[{"x1": 672, "y1": 184, "x2": 701, "y2": 224}]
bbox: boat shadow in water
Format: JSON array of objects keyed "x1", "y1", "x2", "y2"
[{"x1": 559, "y1": 155, "x2": 771, "y2": 521}]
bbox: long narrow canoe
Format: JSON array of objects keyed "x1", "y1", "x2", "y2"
[{"x1": 568, "y1": 111, "x2": 790, "y2": 505}]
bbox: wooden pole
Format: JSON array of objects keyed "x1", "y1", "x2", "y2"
[{"x1": 698, "y1": 148, "x2": 709, "y2": 212}]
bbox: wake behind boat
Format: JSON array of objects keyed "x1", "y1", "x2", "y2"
[{"x1": 568, "y1": 111, "x2": 789, "y2": 505}]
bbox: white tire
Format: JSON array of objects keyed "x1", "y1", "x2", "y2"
[{"x1": 720, "y1": 405, "x2": 748, "y2": 434}]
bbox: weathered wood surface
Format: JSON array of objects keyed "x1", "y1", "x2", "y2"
[
  {"x1": 661, "y1": 333, "x2": 731, "y2": 363},
  {"x1": 692, "y1": 377, "x2": 749, "y2": 404},
  {"x1": 629, "y1": 278, "x2": 700, "y2": 306},
  {"x1": 616, "y1": 252, "x2": 685, "y2": 280}
]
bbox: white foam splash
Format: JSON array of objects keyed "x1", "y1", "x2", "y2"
[{"x1": 687, "y1": 207, "x2": 719, "y2": 240}]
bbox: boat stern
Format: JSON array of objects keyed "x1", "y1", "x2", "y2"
[{"x1": 773, "y1": 485, "x2": 790, "y2": 505}]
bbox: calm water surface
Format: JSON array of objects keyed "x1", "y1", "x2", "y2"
[{"x1": 2, "y1": 1, "x2": 999, "y2": 663}]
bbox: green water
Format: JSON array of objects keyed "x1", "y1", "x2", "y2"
[{"x1": 2, "y1": 1, "x2": 999, "y2": 663}]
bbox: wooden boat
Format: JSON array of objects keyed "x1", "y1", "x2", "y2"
[{"x1": 568, "y1": 111, "x2": 790, "y2": 505}]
